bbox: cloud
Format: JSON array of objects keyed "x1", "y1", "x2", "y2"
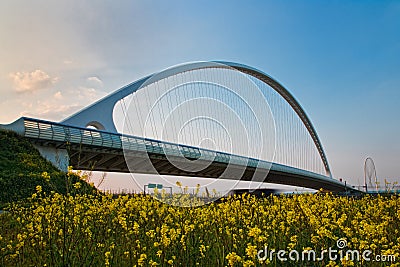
[
  {"x1": 9, "y1": 69, "x2": 58, "y2": 93},
  {"x1": 77, "y1": 86, "x2": 104, "y2": 101},
  {"x1": 20, "y1": 102, "x2": 83, "y2": 121},
  {"x1": 0, "y1": 84, "x2": 107, "y2": 123},
  {"x1": 87, "y1": 76, "x2": 103, "y2": 86},
  {"x1": 17, "y1": 86, "x2": 107, "y2": 121},
  {"x1": 54, "y1": 91, "x2": 63, "y2": 100}
]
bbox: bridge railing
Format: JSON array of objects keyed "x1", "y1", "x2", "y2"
[
  {"x1": 25, "y1": 119, "x2": 345, "y2": 183},
  {"x1": 22, "y1": 117, "x2": 266, "y2": 168}
]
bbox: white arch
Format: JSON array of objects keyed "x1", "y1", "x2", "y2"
[{"x1": 61, "y1": 61, "x2": 331, "y2": 176}]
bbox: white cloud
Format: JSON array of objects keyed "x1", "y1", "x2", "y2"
[
  {"x1": 87, "y1": 76, "x2": 103, "y2": 86},
  {"x1": 21, "y1": 102, "x2": 82, "y2": 120},
  {"x1": 25, "y1": 87, "x2": 106, "y2": 120},
  {"x1": 76, "y1": 86, "x2": 104, "y2": 102},
  {"x1": 9, "y1": 69, "x2": 58, "y2": 93},
  {"x1": 0, "y1": 85, "x2": 107, "y2": 123},
  {"x1": 54, "y1": 91, "x2": 63, "y2": 100}
]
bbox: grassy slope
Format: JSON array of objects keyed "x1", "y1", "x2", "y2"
[{"x1": 0, "y1": 129, "x2": 96, "y2": 208}]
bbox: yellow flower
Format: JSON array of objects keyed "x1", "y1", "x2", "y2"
[
  {"x1": 243, "y1": 260, "x2": 255, "y2": 267},
  {"x1": 226, "y1": 252, "x2": 241, "y2": 266},
  {"x1": 245, "y1": 244, "x2": 258, "y2": 258},
  {"x1": 138, "y1": 253, "x2": 147, "y2": 266},
  {"x1": 1, "y1": 184, "x2": 399, "y2": 266},
  {"x1": 248, "y1": 227, "x2": 262, "y2": 238},
  {"x1": 326, "y1": 261, "x2": 339, "y2": 267},
  {"x1": 41, "y1": 171, "x2": 50, "y2": 181},
  {"x1": 341, "y1": 255, "x2": 355, "y2": 266},
  {"x1": 73, "y1": 182, "x2": 81, "y2": 189}
]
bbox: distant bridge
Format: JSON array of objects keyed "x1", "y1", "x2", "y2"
[{"x1": 1, "y1": 61, "x2": 360, "y2": 193}]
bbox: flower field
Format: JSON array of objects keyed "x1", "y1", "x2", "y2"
[{"x1": 1, "y1": 188, "x2": 399, "y2": 266}]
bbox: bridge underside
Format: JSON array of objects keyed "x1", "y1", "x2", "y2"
[{"x1": 30, "y1": 137, "x2": 355, "y2": 193}]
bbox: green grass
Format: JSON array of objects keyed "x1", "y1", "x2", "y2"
[{"x1": 0, "y1": 129, "x2": 96, "y2": 209}]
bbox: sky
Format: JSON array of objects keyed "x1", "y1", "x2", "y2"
[{"x1": 0, "y1": 0, "x2": 399, "y2": 191}]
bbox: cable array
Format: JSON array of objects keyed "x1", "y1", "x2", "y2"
[{"x1": 113, "y1": 67, "x2": 326, "y2": 175}]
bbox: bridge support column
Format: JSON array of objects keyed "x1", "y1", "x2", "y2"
[{"x1": 33, "y1": 145, "x2": 69, "y2": 172}]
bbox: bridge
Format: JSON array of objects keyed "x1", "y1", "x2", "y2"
[{"x1": 1, "y1": 61, "x2": 359, "y2": 193}]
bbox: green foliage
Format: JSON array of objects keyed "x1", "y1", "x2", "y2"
[{"x1": 0, "y1": 130, "x2": 97, "y2": 208}]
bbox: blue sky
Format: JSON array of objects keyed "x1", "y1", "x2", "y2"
[{"x1": 0, "y1": 1, "x2": 399, "y2": 189}]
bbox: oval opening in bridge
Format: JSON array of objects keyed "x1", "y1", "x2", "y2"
[{"x1": 85, "y1": 121, "x2": 105, "y2": 131}]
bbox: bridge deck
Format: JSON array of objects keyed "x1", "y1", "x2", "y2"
[{"x1": 2, "y1": 117, "x2": 360, "y2": 193}]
